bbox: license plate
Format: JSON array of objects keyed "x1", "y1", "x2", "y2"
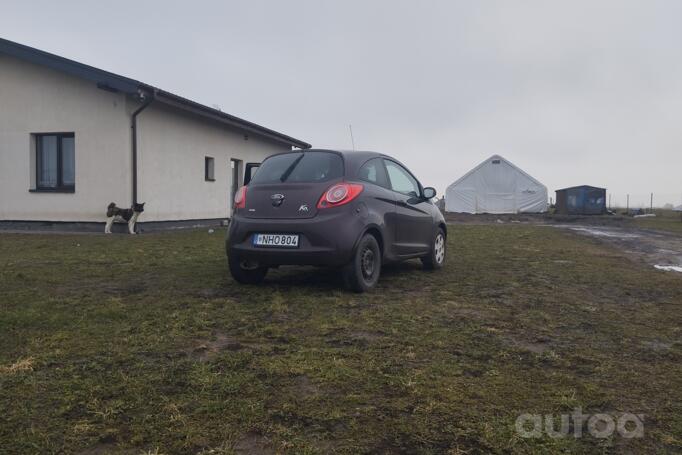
[{"x1": 252, "y1": 233, "x2": 299, "y2": 248}]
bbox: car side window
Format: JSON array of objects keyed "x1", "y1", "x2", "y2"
[
  {"x1": 357, "y1": 158, "x2": 389, "y2": 188},
  {"x1": 384, "y1": 160, "x2": 420, "y2": 197}
]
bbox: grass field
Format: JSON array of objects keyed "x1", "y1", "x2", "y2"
[
  {"x1": 1, "y1": 225, "x2": 681, "y2": 454},
  {"x1": 634, "y1": 210, "x2": 682, "y2": 235}
]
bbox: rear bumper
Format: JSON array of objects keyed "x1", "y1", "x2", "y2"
[{"x1": 227, "y1": 208, "x2": 365, "y2": 267}]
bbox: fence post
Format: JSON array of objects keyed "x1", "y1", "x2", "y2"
[{"x1": 626, "y1": 194, "x2": 629, "y2": 213}]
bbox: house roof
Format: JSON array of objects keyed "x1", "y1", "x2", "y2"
[
  {"x1": 0, "y1": 37, "x2": 311, "y2": 149},
  {"x1": 446, "y1": 154, "x2": 547, "y2": 191},
  {"x1": 556, "y1": 185, "x2": 606, "y2": 192}
]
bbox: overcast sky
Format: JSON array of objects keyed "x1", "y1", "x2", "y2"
[{"x1": 2, "y1": 0, "x2": 681, "y2": 206}]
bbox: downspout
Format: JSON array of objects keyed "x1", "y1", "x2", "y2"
[{"x1": 131, "y1": 90, "x2": 155, "y2": 205}]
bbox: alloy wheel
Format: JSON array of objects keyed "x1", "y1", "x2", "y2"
[{"x1": 434, "y1": 233, "x2": 445, "y2": 264}]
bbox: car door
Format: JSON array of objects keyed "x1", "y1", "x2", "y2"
[
  {"x1": 383, "y1": 159, "x2": 433, "y2": 256},
  {"x1": 356, "y1": 158, "x2": 399, "y2": 256}
]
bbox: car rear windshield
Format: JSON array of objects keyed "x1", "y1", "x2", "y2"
[{"x1": 249, "y1": 152, "x2": 344, "y2": 184}]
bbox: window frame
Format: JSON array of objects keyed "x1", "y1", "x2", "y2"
[
  {"x1": 383, "y1": 159, "x2": 423, "y2": 198},
  {"x1": 33, "y1": 132, "x2": 75, "y2": 193},
  {"x1": 249, "y1": 151, "x2": 344, "y2": 185},
  {"x1": 357, "y1": 157, "x2": 390, "y2": 189},
  {"x1": 244, "y1": 162, "x2": 260, "y2": 185},
  {"x1": 205, "y1": 156, "x2": 215, "y2": 182}
]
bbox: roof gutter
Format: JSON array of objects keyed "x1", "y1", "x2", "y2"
[{"x1": 131, "y1": 90, "x2": 155, "y2": 205}]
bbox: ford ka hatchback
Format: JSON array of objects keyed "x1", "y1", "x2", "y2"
[{"x1": 226, "y1": 149, "x2": 446, "y2": 292}]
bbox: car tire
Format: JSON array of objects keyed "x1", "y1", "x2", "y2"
[
  {"x1": 421, "y1": 228, "x2": 446, "y2": 270},
  {"x1": 343, "y1": 234, "x2": 381, "y2": 293},
  {"x1": 228, "y1": 253, "x2": 268, "y2": 284}
]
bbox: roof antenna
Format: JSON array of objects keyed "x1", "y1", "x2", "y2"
[{"x1": 348, "y1": 124, "x2": 355, "y2": 151}]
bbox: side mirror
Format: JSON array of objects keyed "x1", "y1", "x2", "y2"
[{"x1": 423, "y1": 187, "x2": 437, "y2": 199}]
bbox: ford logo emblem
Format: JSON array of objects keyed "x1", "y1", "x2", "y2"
[{"x1": 271, "y1": 193, "x2": 285, "y2": 207}]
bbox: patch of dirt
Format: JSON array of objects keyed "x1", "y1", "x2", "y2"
[
  {"x1": 265, "y1": 311, "x2": 291, "y2": 324},
  {"x1": 503, "y1": 335, "x2": 553, "y2": 354},
  {"x1": 444, "y1": 212, "x2": 549, "y2": 225},
  {"x1": 292, "y1": 375, "x2": 320, "y2": 399},
  {"x1": 443, "y1": 211, "x2": 637, "y2": 227},
  {"x1": 187, "y1": 332, "x2": 245, "y2": 361},
  {"x1": 267, "y1": 266, "x2": 345, "y2": 290},
  {"x1": 517, "y1": 341, "x2": 551, "y2": 354},
  {"x1": 327, "y1": 330, "x2": 384, "y2": 348},
  {"x1": 553, "y1": 224, "x2": 682, "y2": 273},
  {"x1": 195, "y1": 287, "x2": 236, "y2": 299},
  {"x1": 233, "y1": 432, "x2": 275, "y2": 455}
]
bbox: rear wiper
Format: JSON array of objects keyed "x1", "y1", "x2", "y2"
[{"x1": 280, "y1": 153, "x2": 305, "y2": 182}]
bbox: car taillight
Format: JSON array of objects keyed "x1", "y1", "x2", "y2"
[
  {"x1": 234, "y1": 186, "x2": 247, "y2": 209},
  {"x1": 317, "y1": 183, "x2": 364, "y2": 209}
]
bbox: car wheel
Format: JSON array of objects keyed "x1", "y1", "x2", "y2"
[
  {"x1": 343, "y1": 234, "x2": 381, "y2": 293},
  {"x1": 228, "y1": 253, "x2": 268, "y2": 284},
  {"x1": 421, "y1": 228, "x2": 446, "y2": 270}
]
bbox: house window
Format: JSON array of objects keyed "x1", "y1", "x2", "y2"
[
  {"x1": 34, "y1": 133, "x2": 75, "y2": 192},
  {"x1": 205, "y1": 156, "x2": 215, "y2": 181}
]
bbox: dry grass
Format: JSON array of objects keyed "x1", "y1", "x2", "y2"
[
  {"x1": 0, "y1": 357, "x2": 34, "y2": 375},
  {"x1": 635, "y1": 209, "x2": 682, "y2": 234},
  {"x1": 1, "y1": 226, "x2": 681, "y2": 454}
]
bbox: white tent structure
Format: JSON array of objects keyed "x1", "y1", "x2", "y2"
[{"x1": 445, "y1": 155, "x2": 548, "y2": 214}]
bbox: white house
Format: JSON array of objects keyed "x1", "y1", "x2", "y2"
[
  {"x1": 0, "y1": 38, "x2": 310, "y2": 231},
  {"x1": 445, "y1": 155, "x2": 548, "y2": 214}
]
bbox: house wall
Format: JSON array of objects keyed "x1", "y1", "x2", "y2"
[
  {"x1": 136, "y1": 103, "x2": 290, "y2": 222},
  {"x1": 0, "y1": 53, "x2": 132, "y2": 222},
  {"x1": 0, "y1": 52, "x2": 293, "y2": 224}
]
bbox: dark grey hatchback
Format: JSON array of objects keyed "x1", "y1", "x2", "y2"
[{"x1": 226, "y1": 149, "x2": 446, "y2": 292}]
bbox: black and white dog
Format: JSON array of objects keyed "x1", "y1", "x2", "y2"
[{"x1": 105, "y1": 202, "x2": 145, "y2": 234}]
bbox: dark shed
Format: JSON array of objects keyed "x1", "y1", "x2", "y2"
[{"x1": 555, "y1": 186, "x2": 607, "y2": 215}]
